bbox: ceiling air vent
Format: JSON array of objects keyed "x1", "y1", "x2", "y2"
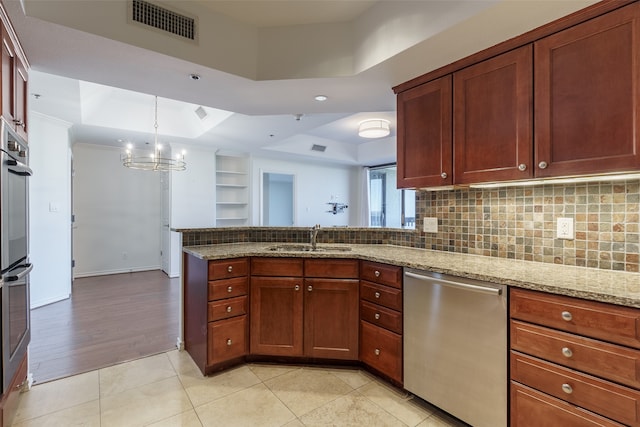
[
  {"x1": 131, "y1": 0, "x2": 196, "y2": 41},
  {"x1": 311, "y1": 144, "x2": 327, "y2": 152}
]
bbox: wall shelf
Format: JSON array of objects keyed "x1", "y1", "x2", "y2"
[{"x1": 216, "y1": 154, "x2": 250, "y2": 227}]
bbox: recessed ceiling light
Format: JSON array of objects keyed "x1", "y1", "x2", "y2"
[
  {"x1": 189, "y1": 73, "x2": 201, "y2": 81},
  {"x1": 314, "y1": 95, "x2": 328, "y2": 102}
]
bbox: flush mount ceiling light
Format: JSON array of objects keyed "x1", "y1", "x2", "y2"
[
  {"x1": 122, "y1": 96, "x2": 186, "y2": 171},
  {"x1": 314, "y1": 95, "x2": 328, "y2": 102},
  {"x1": 358, "y1": 119, "x2": 390, "y2": 138}
]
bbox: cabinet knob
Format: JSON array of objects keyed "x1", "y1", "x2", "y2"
[
  {"x1": 226, "y1": 339, "x2": 232, "y2": 346},
  {"x1": 227, "y1": 286, "x2": 233, "y2": 293},
  {"x1": 538, "y1": 161, "x2": 548, "y2": 169},
  {"x1": 227, "y1": 265, "x2": 233, "y2": 273},
  {"x1": 308, "y1": 285, "x2": 313, "y2": 292},
  {"x1": 374, "y1": 348, "x2": 381, "y2": 356},
  {"x1": 561, "y1": 347, "x2": 573, "y2": 358},
  {"x1": 374, "y1": 313, "x2": 381, "y2": 320},
  {"x1": 440, "y1": 172, "x2": 448, "y2": 179},
  {"x1": 374, "y1": 292, "x2": 381, "y2": 299},
  {"x1": 295, "y1": 285, "x2": 300, "y2": 291},
  {"x1": 226, "y1": 306, "x2": 232, "y2": 313},
  {"x1": 561, "y1": 383, "x2": 573, "y2": 394},
  {"x1": 374, "y1": 270, "x2": 381, "y2": 277},
  {"x1": 561, "y1": 311, "x2": 572, "y2": 321},
  {"x1": 518, "y1": 163, "x2": 527, "y2": 172}
]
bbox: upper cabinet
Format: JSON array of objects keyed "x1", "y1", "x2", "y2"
[
  {"x1": 395, "y1": 1, "x2": 640, "y2": 188},
  {"x1": 534, "y1": 3, "x2": 640, "y2": 177},
  {"x1": 0, "y1": 13, "x2": 28, "y2": 141}
]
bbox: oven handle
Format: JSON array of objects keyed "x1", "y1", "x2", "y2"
[
  {"x1": 6, "y1": 159, "x2": 32, "y2": 177},
  {"x1": 4, "y1": 263, "x2": 33, "y2": 282}
]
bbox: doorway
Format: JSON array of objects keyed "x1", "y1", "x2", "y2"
[{"x1": 261, "y1": 172, "x2": 295, "y2": 226}]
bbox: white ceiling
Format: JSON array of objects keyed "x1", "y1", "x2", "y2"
[{"x1": 5, "y1": 0, "x2": 598, "y2": 166}]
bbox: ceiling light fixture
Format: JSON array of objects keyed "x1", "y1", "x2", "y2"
[
  {"x1": 122, "y1": 96, "x2": 186, "y2": 171},
  {"x1": 358, "y1": 119, "x2": 390, "y2": 138},
  {"x1": 314, "y1": 95, "x2": 328, "y2": 102}
]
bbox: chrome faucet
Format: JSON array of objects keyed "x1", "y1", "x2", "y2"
[{"x1": 310, "y1": 224, "x2": 321, "y2": 250}]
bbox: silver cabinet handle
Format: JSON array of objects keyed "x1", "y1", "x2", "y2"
[
  {"x1": 227, "y1": 265, "x2": 233, "y2": 273},
  {"x1": 518, "y1": 163, "x2": 527, "y2": 171},
  {"x1": 374, "y1": 270, "x2": 381, "y2": 277},
  {"x1": 440, "y1": 172, "x2": 448, "y2": 179},
  {"x1": 295, "y1": 285, "x2": 300, "y2": 291},
  {"x1": 561, "y1": 383, "x2": 573, "y2": 394},
  {"x1": 308, "y1": 285, "x2": 313, "y2": 292},
  {"x1": 226, "y1": 306, "x2": 232, "y2": 313},
  {"x1": 227, "y1": 286, "x2": 233, "y2": 293},
  {"x1": 562, "y1": 347, "x2": 573, "y2": 358},
  {"x1": 538, "y1": 161, "x2": 548, "y2": 169},
  {"x1": 226, "y1": 339, "x2": 232, "y2": 346},
  {"x1": 374, "y1": 292, "x2": 381, "y2": 299},
  {"x1": 561, "y1": 311, "x2": 572, "y2": 321},
  {"x1": 374, "y1": 313, "x2": 381, "y2": 320},
  {"x1": 374, "y1": 348, "x2": 381, "y2": 356}
]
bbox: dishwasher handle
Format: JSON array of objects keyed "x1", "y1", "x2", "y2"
[{"x1": 404, "y1": 271, "x2": 502, "y2": 296}]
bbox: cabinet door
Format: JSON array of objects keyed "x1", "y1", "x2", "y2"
[
  {"x1": 14, "y1": 55, "x2": 26, "y2": 140},
  {"x1": 396, "y1": 75, "x2": 452, "y2": 188},
  {"x1": 535, "y1": 3, "x2": 640, "y2": 177},
  {"x1": 453, "y1": 45, "x2": 533, "y2": 184},
  {"x1": 303, "y1": 278, "x2": 359, "y2": 360},
  {"x1": 250, "y1": 276, "x2": 303, "y2": 356},
  {"x1": 1, "y1": 28, "x2": 14, "y2": 125}
]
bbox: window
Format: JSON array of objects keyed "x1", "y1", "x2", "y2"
[{"x1": 369, "y1": 165, "x2": 415, "y2": 229}]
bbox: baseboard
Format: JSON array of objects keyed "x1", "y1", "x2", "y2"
[
  {"x1": 30, "y1": 293, "x2": 71, "y2": 309},
  {"x1": 73, "y1": 265, "x2": 161, "y2": 279}
]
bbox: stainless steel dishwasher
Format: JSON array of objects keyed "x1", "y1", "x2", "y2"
[{"x1": 404, "y1": 268, "x2": 507, "y2": 427}]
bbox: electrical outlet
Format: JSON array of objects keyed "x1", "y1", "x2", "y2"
[
  {"x1": 556, "y1": 217, "x2": 574, "y2": 240},
  {"x1": 423, "y1": 217, "x2": 438, "y2": 233}
]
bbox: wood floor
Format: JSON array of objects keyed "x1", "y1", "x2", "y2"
[{"x1": 29, "y1": 270, "x2": 180, "y2": 384}]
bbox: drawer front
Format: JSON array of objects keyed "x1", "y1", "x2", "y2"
[
  {"x1": 510, "y1": 288, "x2": 640, "y2": 350},
  {"x1": 360, "y1": 320, "x2": 402, "y2": 383},
  {"x1": 361, "y1": 281, "x2": 402, "y2": 311},
  {"x1": 251, "y1": 257, "x2": 304, "y2": 277},
  {"x1": 208, "y1": 316, "x2": 247, "y2": 365},
  {"x1": 511, "y1": 382, "x2": 624, "y2": 427},
  {"x1": 209, "y1": 276, "x2": 248, "y2": 301},
  {"x1": 512, "y1": 320, "x2": 640, "y2": 389},
  {"x1": 208, "y1": 258, "x2": 249, "y2": 280},
  {"x1": 208, "y1": 296, "x2": 247, "y2": 322},
  {"x1": 511, "y1": 351, "x2": 640, "y2": 426},
  {"x1": 360, "y1": 300, "x2": 402, "y2": 335},
  {"x1": 360, "y1": 261, "x2": 402, "y2": 289},
  {"x1": 304, "y1": 259, "x2": 359, "y2": 279}
]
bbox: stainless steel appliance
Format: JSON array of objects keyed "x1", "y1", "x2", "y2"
[
  {"x1": 404, "y1": 268, "x2": 507, "y2": 427},
  {"x1": 1, "y1": 119, "x2": 32, "y2": 392}
]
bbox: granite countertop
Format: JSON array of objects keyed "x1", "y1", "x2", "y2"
[{"x1": 183, "y1": 243, "x2": 640, "y2": 308}]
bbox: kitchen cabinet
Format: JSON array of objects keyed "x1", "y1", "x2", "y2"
[
  {"x1": 359, "y1": 261, "x2": 403, "y2": 384},
  {"x1": 510, "y1": 288, "x2": 640, "y2": 426},
  {"x1": 396, "y1": 75, "x2": 452, "y2": 188},
  {"x1": 0, "y1": 353, "x2": 27, "y2": 427},
  {"x1": 0, "y1": 21, "x2": 27, "y2": 140},
  {"x1": 250, "y1": 258, "x2": 359, "y2": 360},
  {"x1": 534, "y1": 2, "x2": 640, "y2": 177}
]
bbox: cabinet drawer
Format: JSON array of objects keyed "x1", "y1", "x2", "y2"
[
  {"x1": 360, "y1": 320, "x2": 402, "y2": 383},
  {"x1": 512, "y1": 320, "x2": 640, "y2": 389},
  {"x1": 360, "y1": 300, "x2": 402, "y2": 335},
  {"x1": 304, "y1": 259, "x2": 359, "y2": 279},
  {"x1": 251, "y1": 257, "x2": 303, "y2": 277},
  {"x1": 361, "y1": 281, "x2": 402, "y2": 311},
  {"x1": 511, "y1": 382, "x2": 624, "y2": 427},
  {"x1": 208, "y1": 316, "x2": 247, "y2": 365},
  {"x1": 208, "y1": 296, "x2": 247, "y2": 322},
  {"x1": 511, "y1": 351, "x2": 640, "y2": 426},
  {"x1": 209, "y1": 277, "x2": 248, "y2": 301},
  {"x1": 510, "y1": 288, "x2": 640, "y2": 350},
  {"x1": 208, "y1": 258, "x2": 249, "y2": 280},
  {"x1": 360, "y1": 261, "x2": 402, "y2": 288}
]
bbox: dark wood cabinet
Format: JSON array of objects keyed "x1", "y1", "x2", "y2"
[
  {"x1": 453, "y1": 45, "x2": 533, "y2": 184},
  {"x1": 0, "y1": 21, "x2": 27, "y2": 140},
  {"x1": 534, "y1": 3, "x2": 640, "y2": 177},
  {"x1": 396, "y1": 75, "x2": 452, "y2": 188}
]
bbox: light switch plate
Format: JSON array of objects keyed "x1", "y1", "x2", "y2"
[
  {"x1": 557, "y1": 217, "x2": 574, "y2": 240},
  {"x1": 423, "y1": 217, "x2": 438, "y2": 233}
]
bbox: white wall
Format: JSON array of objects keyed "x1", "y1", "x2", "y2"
[
  {"x1": 29, "y1": 113, "x2": 73, "y2": 308},
  {"x1": 72, "y1": 143, "x2": 162, "y2": 277},
  {"x1": 251, "y1": 156, "x2": 360, "y2": 227}
]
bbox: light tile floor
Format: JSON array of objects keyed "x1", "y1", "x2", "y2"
[{"x1": 10, "y1": 350, "x2": 468, "y2": 427}]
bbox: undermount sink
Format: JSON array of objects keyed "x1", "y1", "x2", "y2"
[{"x1": 267, "y1": 244, "x2": 352, "y2": 252}]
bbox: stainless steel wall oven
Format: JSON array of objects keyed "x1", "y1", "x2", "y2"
[{"x1": 1, "y1": 119, "x2": 31, "y2": 392}]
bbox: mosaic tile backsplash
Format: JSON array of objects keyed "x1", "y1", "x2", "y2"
[{"x1": 181, "y1": 179, "x2": 639, "y2": 273}]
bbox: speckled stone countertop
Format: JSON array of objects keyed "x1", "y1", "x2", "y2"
[{"x1": 183, "y1": 243, "x2": 640, "y2": 308}]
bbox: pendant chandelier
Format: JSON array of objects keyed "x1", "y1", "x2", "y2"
[{"x1": 122, "y1": 96, "x2": 186, "y2": 171}]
